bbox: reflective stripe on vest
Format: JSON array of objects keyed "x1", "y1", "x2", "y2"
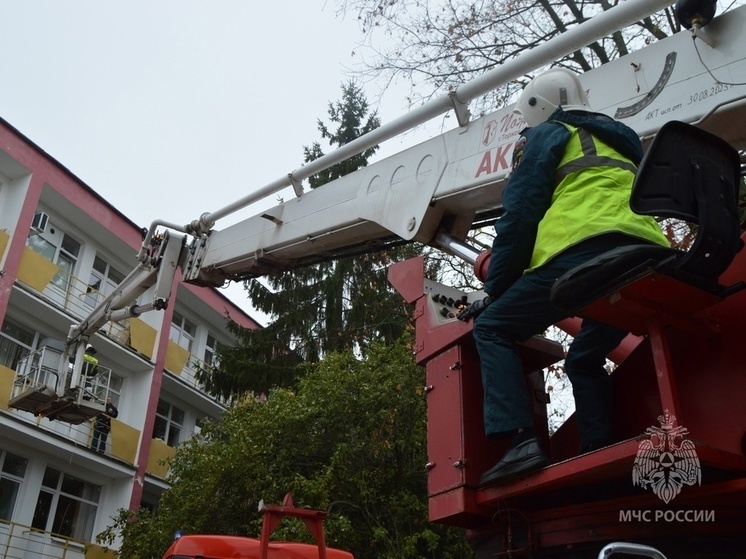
[
  {"x1": 554, "y1": 126, "x2": 637, "y2": 184},
  {"x1": 527, "y1": 122, "x2": 669, "y2": 270}
]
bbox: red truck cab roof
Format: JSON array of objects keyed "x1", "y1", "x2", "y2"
[{"x1": 163, "y1": 534, "x2": 355, "y2": 559}]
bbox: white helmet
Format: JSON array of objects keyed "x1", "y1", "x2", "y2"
[{"x1": 514, "y1": 68, "x2": 590, "y2": 127}]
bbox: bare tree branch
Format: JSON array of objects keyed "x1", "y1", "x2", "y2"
[{"x1": 334, "y1": 0, "x2": 742, "y2": 114}]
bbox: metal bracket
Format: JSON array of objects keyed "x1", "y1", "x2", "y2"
[
  {"x1": 691, "y1": 22, "x2": 716, "y2": 48},
  {"x1": 449, "y1": 90, "x2": 471, "y2": 128},
  {"x1": 289, "y1": 173, "x2": 304, "y2": 197}
]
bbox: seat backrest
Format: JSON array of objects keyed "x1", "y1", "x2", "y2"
[{"x1": 630, "y1": 120, "x2": 742, "y2": 280}]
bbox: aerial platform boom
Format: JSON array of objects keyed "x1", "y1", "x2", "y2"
[{"x1": 181, "y1": 2, "x2": 746, "y2": 287}]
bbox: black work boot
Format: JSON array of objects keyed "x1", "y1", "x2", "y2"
[{"x1": 479, "y1": 438, "x2": 550, "y2": 486}]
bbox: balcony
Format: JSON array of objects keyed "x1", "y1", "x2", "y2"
[
  {"x1": 0, "y1": 519, "x2": 115, "y2": 559},
  {"x1": 1, "y1": 359, "x2": 139, "y2": 466},
  {"x1": 14, "y1": 246, "x2": 227, "y2": 405},
  {"x1": 8, "y1": 342, "x2": 113, "y2": 423},
  {"x1": 15, "y1": 246, "x2": 131, "y2": 350}
]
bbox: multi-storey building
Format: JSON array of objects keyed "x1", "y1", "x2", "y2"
[{"x1": 0, "y1": 116, "x2": 260, "y2": 558}]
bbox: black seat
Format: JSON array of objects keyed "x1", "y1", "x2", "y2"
[{"x1": 551, "y1": 120, "x2": 744, "y2": 315}]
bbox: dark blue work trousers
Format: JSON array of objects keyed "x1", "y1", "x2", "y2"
[{"x1": 473, "y1": 235, "x2": 636, "y2": 450}]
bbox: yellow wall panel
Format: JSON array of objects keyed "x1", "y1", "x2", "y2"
[
  {"x1": 129, "y1": 318, "x2": 156, "y2": 359},
  {"x1": 147, "y1": 437, "x2": 176, "y2": 478},
  {"x1": 84, "y1": 543, "x2": 118, "y2": 559},
  {"x1": 16, "y1": 246, "x2": 58, "y2": 292},
  {"x1": 165, "y1": 340, "x2": 190, "y2": 376},
  {"x1": 0, "y1": 365, "x2": 15, "y2": 410},
  {"x1": 0, "y1": 229, "x2": 9, "y2": 264},
  {"x1": 110, "y1": 418, "x2": 140, "y2": 465}
]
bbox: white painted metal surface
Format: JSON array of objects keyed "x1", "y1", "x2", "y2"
[{"x1": 183, "y1": 4, "x2": 746, "y2": 286}]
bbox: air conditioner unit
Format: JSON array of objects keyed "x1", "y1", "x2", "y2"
[{"x1": 31, "y1": 211, "x2": 49, "y2": 235}]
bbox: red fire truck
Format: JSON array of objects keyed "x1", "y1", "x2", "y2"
[{"x1": 13, "y1": 0, "x2": 746, "y2": 556}]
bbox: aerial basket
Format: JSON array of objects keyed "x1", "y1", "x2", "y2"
[{"x1": 8, "y1": 338, "x2": 111, "y2": 424}]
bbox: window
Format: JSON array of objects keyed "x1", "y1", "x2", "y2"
[
  {"x1": 194, "y1": 416, "x2": 206, "y2": 437},
  {"x1": 0, "y1": 449, "x2": 28, "y2": 521},
  {"x1": 170, "y1": 311, "x2": 196, "y2": 353},
  {"x1": 106, "y1": 373, "x2": 124, "y2": 408},
  {"x1": 85, "y1": 255, "x2": 125, "y2": 308},
  {"x1": 27, "y1": 227, "x2": 81, "y2": 294},
  {"x1": 203, "y1": 333, "x2": 217, "y2": 367},
  {"x1": 32, "y1": 468, "x2": 100, "y2": 541},
  {"x1": 153, "y1": 400, "x2": 185, "y2": 447},
  {"x1": 0, "y1": 317, "x2": 36, "y2": 370}
]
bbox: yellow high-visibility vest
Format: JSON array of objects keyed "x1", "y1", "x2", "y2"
[{"x1": 530, "y1": 123, "x2": 669, "y2": 269}]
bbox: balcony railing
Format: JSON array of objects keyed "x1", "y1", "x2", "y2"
[
  {"x1": 176, "y1": 354, "x2": 230, "y2": 406},
  {"x1": 2, "y1": 345, "x2": 129, "y2": 463},
  {"x1": 0, "y1": 519, "x2": 112, "y2": 559},
  {"x1": 19, "y1": 250, "x2": 227, "y2": 407},
  {"x1": 9, "y1": 342, "x2": 113, "y2": 423},
  {"x1": 3, "y1": 399, "x2": 123, "y2": 461},
  {"x1": 16, "y1": 250, "x2": 131, "y2": 349}
]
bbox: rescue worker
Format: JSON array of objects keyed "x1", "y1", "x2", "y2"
[
  {"x1": 457, "y1": 68, "x2": 669, "y2": 485},
  {"x1": 82, "y1": 344, "x2": 99, "y2": 376},
  {"x1": 91, "y1": 396, "x2": 118, "y2": 454},
  {"x1": 81, "y1": 344, "x2": 99, "y2": 398}
]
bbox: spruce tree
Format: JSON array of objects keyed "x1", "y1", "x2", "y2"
[
  {"x1": 198, "y1": 82, "x2": 425, "y2": 399},
  {"x1": 247, "y1": 81, "x2": 422, "y2": 358}
]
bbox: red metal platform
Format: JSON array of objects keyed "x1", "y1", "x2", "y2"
[{"x1": 388, "y1": 247, "x2": 746, "y2": 558}]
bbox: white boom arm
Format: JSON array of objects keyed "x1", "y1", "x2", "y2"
[
  {"x1": 64, "y1": 230, "x2": 184, "y2": 388},
  {"x1": 67, "y1": 0, "x2": 746, "y2": 345},
  {"x1": 181, "y1": 2, "x2": 746, "y2": 287}
]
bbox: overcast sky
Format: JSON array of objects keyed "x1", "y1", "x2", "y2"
[{"x1": 1, "y1": 1, "x2": 429, "y2": 322}]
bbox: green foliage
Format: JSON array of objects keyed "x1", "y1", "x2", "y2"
[
  {"x1": 245, "y1": 246, "x2": 423, "y2": 363},
  {"x1": 97, "y1": 509, "x2": 172, "y2": 559},
  {"x1": 245, "y1": 80, "x2": 417, "y2": 364},
  {"x1": 304, "y1": 81, "x2": 380, "y2": 188},
  {"x1": 201, "y1": 80, "x2": 435, "y2": 401},
  {"x1": 195, "y1": 317, "x2": 306, "y2": 400},
  {"x1": 101, "y1": 334, "x2": 472, "y2": 559}
]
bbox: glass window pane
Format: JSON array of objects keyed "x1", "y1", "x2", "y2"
[
  {"x1": 153, "y1": 416, "x2": 167, "y2": 441},
  {"x1": 32, "y1": 490, "x2": 53, "y2": 530},
  {"x1": 0, "y1": 478, "x2": 20, "y2": 520},
  {"x1": 52, "y1": 253, "x2": 75, "y2": 291},
  {"x1": 26, "y1": 235, "x2": 56, "y2": 259},
  {"x1": 110, "y1": 374, "x2": 123, "y2": 392},
  {"x1": 55, "y1": 498, "x2": 97, "y2": 540},
  {"x1": 85, "y1": 271, "x2": 103, "y2": 307},
  {"x1": 109, "y1": 267, "x2": 125, "y2": 284},
  {"x1": 204, "y1": 348, "x2": 214, "y2": 366},
  {"x1": 104, "y1": 276, "x2": 118, "y2": 296},
  {"x1": 61, "y1": 234, "x2": 80, "y2": 257},
  {"x1": 42, "y1": 467, "x2": 60, "y2": 489},
  {"x1": 156, "y1": 400, "x2": 169, "y2": 417},
  {"x1": 171, "y1": 311, "x2": 183, "y2": 326},
  {"x1": 0, "y1": 336, "x2": 30, "y2": 370},
  {"x1": 52, "y1": 494, "x2": 80, "y2": 537},
  {"x1": 60, "y1": 475, "x2": 86, "y2": 498},
  {"x1": 2, "y1": 452, "x2": 28, "y2": 477},
  {"x1": 170, "y1": 406, "x2": 185, "y2": 425},
  {"x1": 1, "y1": 317, "x2": 35, "y2": 346},
  {"x1": 169, "y1": 324, "x2": 181, "y2": 344},
  {"x1": 167, "y1": 426, "x2": 181, "y2": 447},
  {"x1": 93, "y1": 256, "x2": 107, "y2": 274}
]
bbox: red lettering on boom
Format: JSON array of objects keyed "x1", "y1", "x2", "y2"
[
  {"x1": 500, "y1": 112, "x2": 526, "y2": 133},
  {"x1": 475, "y1": 141, "x2": 515, "y2": 178}
]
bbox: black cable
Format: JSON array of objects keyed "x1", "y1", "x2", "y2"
[{"x1": 692, "y1": 33, "x2": 746, "y2": 86}]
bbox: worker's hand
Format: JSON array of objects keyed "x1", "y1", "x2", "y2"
[{"x1": 456, "y1": 295, "x2": 492, "y2": 322}]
